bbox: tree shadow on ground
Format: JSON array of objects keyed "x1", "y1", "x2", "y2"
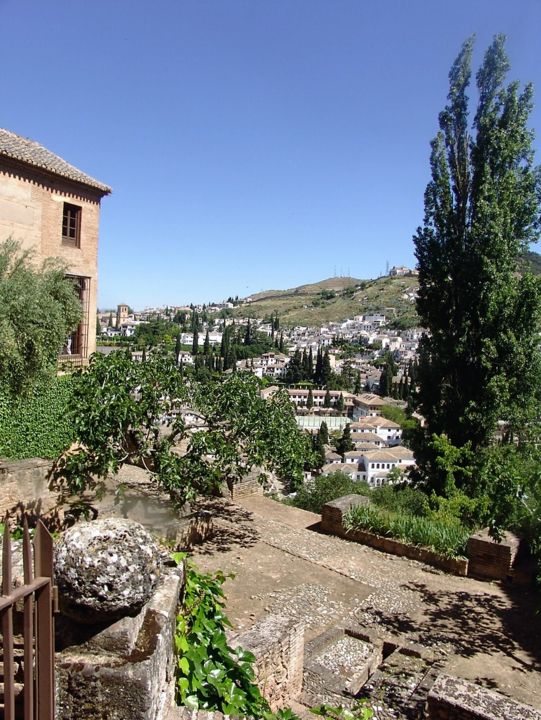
[
  {"x1": 190, "y1": 497, "x2": 260, "y2": 554},
  {"x1": 398, "y1": 581, "x2": 541, "y2": 670}
]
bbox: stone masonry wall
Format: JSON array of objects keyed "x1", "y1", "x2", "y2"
[
  {"x1": 0, "y1": 458, "x2": 57, "y2": 518},
  {"x1": 0, "y1": 160, "x2": 104, "y2": 357},
  {"x1": 231, "y1": 614, "x2": 304, "y2": 711},
  {"x1": 427, "y1": 674, "x2": 541, "y2": 720}
]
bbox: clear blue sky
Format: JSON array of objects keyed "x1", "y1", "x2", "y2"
[{"x1": 2, "y1": 0, "x2": 540, "y2": 309}]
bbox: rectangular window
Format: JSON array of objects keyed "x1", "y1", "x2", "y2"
[
  {"x1": 62, "y1": 203, "x2": 82, "y2": 247},
  {"x1": 59, "y1": 276, "x2": 90, "y2": 362}
]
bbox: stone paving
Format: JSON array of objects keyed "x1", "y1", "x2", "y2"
[{"x1": 191, "y1": 493, "x2": 541, "y2": 712}]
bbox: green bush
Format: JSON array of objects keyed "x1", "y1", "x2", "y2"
[
  {"x1": 0, "y1": 375, "x2": 75, "y2": 459},
  {"x1": 371, "y1": 484, "x2": 431, "y2": 517},
  {"x1": 173, "y1": 554, "x2": 299, "y2": 719},
  {"x1": 289, "y1": 472, "x2": 370, "y2": 514},
  {"x1": 343, "y1": 504, "x2": 469, "y2": 558}
]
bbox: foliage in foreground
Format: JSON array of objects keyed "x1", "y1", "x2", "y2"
[
  {"x1": 51, "y1": 351, "x2": 306, "y2": 504},
  {"x1": 0, "y1": 376, "x2": 75, "y2": 459},
  {"x1": 173, "y1": 555, "x2": 373, "y2": 719},
  {"x1": 174, "y1": 555, "x2": 274, "y2": 717},
  {"x1": 0, "y1": 239, "x2": 82, "y2": 397},
  {"x1": 343, "y1": 504, "x2": 470, "y2": 558}
]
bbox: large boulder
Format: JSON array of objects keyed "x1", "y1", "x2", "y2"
[{"x1": 54, "y1": 518, "x2": 161, "y2": 624}]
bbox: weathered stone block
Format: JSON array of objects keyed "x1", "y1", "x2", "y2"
[
  {"x1": 55, "y1": 518, "x2": 161, "y2": 623},
  {"x1": 427, "y1": 673, "x2": 541, "y2": 720},
  {"x1": 467, "y1": 529, "x2": 521, "y2": 580},
  {"x1": 56, "y1": 564, "x2": 183, "y2": 720}
]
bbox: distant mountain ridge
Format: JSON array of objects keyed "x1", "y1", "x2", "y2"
[{"x1": 231, "y1": 250, "x2": 541, "y2": 328}]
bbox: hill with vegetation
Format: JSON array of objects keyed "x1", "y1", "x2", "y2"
[
  {"x1": 231, "y1": 274, "x2": 420, "y2": 328},
  {"x1": 227, "y1": 250, "x2": 541, "y2": 328}
]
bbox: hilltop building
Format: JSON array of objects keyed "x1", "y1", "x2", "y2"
[{"x1": 0, "y1": 128, "x2": 111, "y2": 363}]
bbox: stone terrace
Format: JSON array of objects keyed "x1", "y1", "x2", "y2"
[{"x1": 191, "y1": 494, "x2": 541, "y2": 713}]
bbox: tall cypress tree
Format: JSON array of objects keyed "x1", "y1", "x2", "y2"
[
  {"x1": 203, "y1": 330, "x2": 210, "y2": 355},
  {"x1": 413, "y1": 36, "x2": 541, "y2": 491},
  {"x1": 319, "y1": 421, "x2": 329, "y2": 445},
  {"x1": 174, "y1": 333, "x2": 181, "y2": 366},
  {"x1": 308, "y1": 348, "x2": 314, "y2": 378},
  {"x1": 321, "y1": 350, "x2": 332, "y2": 387},
  {"x1": 314, "y1": 348, "x2": 323, "y2": 384}
]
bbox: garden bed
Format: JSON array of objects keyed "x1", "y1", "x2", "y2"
[{"x1": 320, "y1": 495, "x2": 469, "y2": 576}]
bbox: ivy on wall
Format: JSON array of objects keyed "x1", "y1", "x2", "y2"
[{"x1": 0, "y1": 375, "x2": 75, "y2": 460}]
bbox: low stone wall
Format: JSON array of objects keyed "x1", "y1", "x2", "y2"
[
  {"x1": 321, "y1": 496, "x2": 468, "y2": 576},
  {"x1": 0, "y1": 458, "x2": 57, "y2": 518},
  {"x1": 56, "y1": 563, "x2": 184, "y2": 720},
  {"x1": 467, "y1": 529, "x2": 521, "y2": 580},
  {"x1": 170, "y1": 615, "x2": 304, "y2": 719},
  {"x1": 427, "y1": 674, "x2": 541, "y2": 720},
  {"x1": 231, "y1": 614, "x2": 304, "y2": 711}
]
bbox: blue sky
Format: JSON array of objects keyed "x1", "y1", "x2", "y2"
[{"x1": 1, "y1": 0, "x2": 540, "y2": 309}]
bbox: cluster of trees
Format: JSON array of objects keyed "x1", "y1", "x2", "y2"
[
  {"x1": 378, "y1": 355, "x2": 417, "y2": 402},
  {"x1": 285, "y1": 347, "x2": 332, "y2": 385}
]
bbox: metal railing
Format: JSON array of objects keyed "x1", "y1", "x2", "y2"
[{"x1": 0, "y1": 519, "x2": 56, "y2": 720}]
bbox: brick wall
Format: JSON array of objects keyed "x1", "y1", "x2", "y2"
[
  {"x1": 320, "y1": 495, "x2": 469, "y2": 576},
  {"x1": 0, "y1": 160, "x2": 105, "y2": 357},
  {"x1": 467, "y1": 530, "x2": 521, "y2": 580}
]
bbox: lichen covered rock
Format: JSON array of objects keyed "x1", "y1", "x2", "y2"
[{"x1": 54, "y1": 518, "x2": 161, "y2": 624}]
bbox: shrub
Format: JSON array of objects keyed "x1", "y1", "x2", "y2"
[
  {"x1": 371, "y1": 484, "x2": 430, "y2": 517},
  {"x1": 289, "y1": 472, "x2": 370, "y2": 514},
  {"x1": 0, "y1": 375, "x2": 75, "y2": 459}
]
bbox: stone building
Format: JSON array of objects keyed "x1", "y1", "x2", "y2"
[{"x1": 0, "y1": 128, "x2": 111, "y2": 362}]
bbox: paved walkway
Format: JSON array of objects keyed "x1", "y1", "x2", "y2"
[{"x1": 191, "y1": 493, "x2": 541, "y2": 710}]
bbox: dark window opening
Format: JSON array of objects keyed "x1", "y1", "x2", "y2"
[
  {"x1": 59, "y1": 276, "x2": 90, "y2": 362},
  {"x1": 62, "y1": 203, "x2": 81, "y2": 247}
]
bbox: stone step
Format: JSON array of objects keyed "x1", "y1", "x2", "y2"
[
  {"x1": 362, "y1": 649, "x2": 436, "y2": 719},
  {"x1": 301, "y1": 627, "x2": 382, "y2": 708}
]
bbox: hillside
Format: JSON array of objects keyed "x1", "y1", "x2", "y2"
[
  {"x1": 228, "y1": 250, "x2": 541, "y2": 328},
  {"x1": 231, "y1": 274, "x2": 420, "y2": 327}
]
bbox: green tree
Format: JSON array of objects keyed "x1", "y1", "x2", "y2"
[
  {"x1": 0, "y1": 240, "x2": 82, "y2": 396},
  {"x1": 285, "y1": 350, "x2": 303, "y2": 384},
  {"x1": 336, "y1": 393, "x2": 345, "y2": 412},
  {"x1": 192, "y1": 327, "x2": 199, "y2": 356},
  {"x1": 319, "y1": 420, "x2": 329, "y2": 445},
  {"x1": 307, "y1": 387, "x2": 314, "y2": 410},
  {"x1": 51, "y1": 353, "x2": 306, "y2": 503},
  {"x1": 336, "y1": 423, "x2": 354, "y2": 457},
  {"x1": 321, "y1": 349, "x2": 332, "y2": 386},
  {"x1": 174, "y1": 332, "x2": 182, "y2": 366},
  {"x1": 379, "y1": 363, "x2": 392, "y2": 398},
  {"x1": 413, "y1": 36, "x2": 541, "y2": 493},
  {"x1": 203, "y1": 330, "x2": 210, "y2": 355},
  {"x1": 323, "y1": 389, "x2": 331, "y2": 408}
]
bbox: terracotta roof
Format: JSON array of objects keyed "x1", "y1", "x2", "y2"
[{"x1": 0, "y1": 128, "x2": 111, "y2": 194}]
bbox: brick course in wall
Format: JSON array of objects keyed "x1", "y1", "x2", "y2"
[{"x1": 0, "y1": 155, "x2": 108, "y2": 359}]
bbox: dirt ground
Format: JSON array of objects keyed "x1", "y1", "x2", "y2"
[{"x1": 190, "y1": 493, "x2": 541, "y2": 711}]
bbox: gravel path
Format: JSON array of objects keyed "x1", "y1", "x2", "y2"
[{"x1": 191, "y1": 493, "x2": 541, "y2": 710}]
